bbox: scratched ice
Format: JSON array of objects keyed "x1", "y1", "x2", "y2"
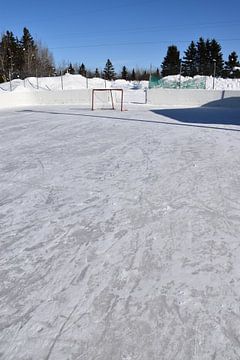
[{"x1": 1, "y1": 104, "x2": 240, "y2": 360}]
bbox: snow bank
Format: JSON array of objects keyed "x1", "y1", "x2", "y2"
[
  {"x1": 1, "y1": 74, "x2": 240, "y2": 109},
  {"x1": 1, "y1": 74, "x2": 240, "y2": 95},
  {"x1": 153, "y1": 75, "x2": 240, "y2": 91},
  {"x1": 0, "y1": 74, "x2": 147, "y2": 92}
]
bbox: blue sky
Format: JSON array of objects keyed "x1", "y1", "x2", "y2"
[{"x1": 1, "y1": 0, "x2": 240, "y2": 72}]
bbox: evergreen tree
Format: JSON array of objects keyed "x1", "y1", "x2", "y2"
[
  {"x1": 68, "y1": 63, "x2": 75, "y2": 74},
  {"x1": 21, "y1": 27, "x2": 37, "y2": 77},
  {"x1": 156, "y1": 68, "x2": 160, "y2": 78},
  {"x1": 0, "y1": 27, "x2": 54, "y2": 82},
  {"x1": 196, "y1": 37, "x2": 208, "y2": 75},
  {"x1": 79, "y1": 63, "x2": 86, "y2": 77},
  {"x1": 224, "y1": 51, "x2": 240, "y2": 78},
  {"x1": 204, "y1": 39, "x2": 212, "y2": 75},
  {"x1": 142, "y1": 70, "x2": 150, "y2": 80},
  {"x1": 209, "y1": 39, "x2": 224, "y2": 76},
  {"x1": 94, "y1": 68, "x2": 100, "y2": 77},
  {"x1": 161, "y1": 45, "x2": 181, "y2": 77},
  {"x1": 121, "y1": 65, "x2": 128, "y2": 80},
  {"x1": 182, "y1": 41, "x2": 197, "y2": 77},
  {"x1": 21, "y1": 27, "x2": 35, "y2": 50},
  {"x1": 150, "y1": 68, "x2": 161, "y2": 80},
  {"x1": 131, "y1": 68, "x2": 136, "y2": 81},
  {"x1": 234, "y1": 66, "x2": 240, "y2": 79},
  {"x1": 195, "y1": 37, "x2": 223, "y2": 76},
  {"x1": 103, "y1": 59, "x2": 115, "y2": 80},
  {"x1": 0, "y1": 31, "x2": 24, "y2": 81}
]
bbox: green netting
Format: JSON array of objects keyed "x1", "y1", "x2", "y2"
[{"x1": 149, "y1": 75, "x2": 206, "y2": 89}]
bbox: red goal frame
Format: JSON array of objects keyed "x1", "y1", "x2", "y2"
[{"x1": 91, "y1": 88, "x2": 124, "y2": 111}]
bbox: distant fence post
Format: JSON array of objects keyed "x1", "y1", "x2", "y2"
[
  {"x1": 144, "y1": 88, "x2": 148, "y2": 104},
  {"x1": 60, "y1": 71, "x2": 63, "y2": 90}
]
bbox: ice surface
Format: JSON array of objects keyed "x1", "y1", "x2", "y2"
[{"x1": 1, "y1": 104, "x2": 240, "y2": 359}]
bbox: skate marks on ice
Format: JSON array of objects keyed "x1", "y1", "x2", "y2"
[{"x1": 0, "y1": 106, "x2": 240, "y2": 359}]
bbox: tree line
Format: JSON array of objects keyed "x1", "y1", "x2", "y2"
[
  {"x1": 0, "y1": 28, "x2": 54, "y2": 82},
  {"x1": 65, "y1": 61, "x2": 151, "y2": 81},
  {"x1": 161, "y1": 38, "x2": 240, "y2": 78},
  {"x1": 0, "y1": 28, "x2": 239, "y2": 83}
]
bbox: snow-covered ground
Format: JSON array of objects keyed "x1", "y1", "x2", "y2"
[{"x1": 1, "y1": 104, "x2": 240, "y2": 359}]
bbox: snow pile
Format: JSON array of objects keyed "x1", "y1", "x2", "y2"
[
  {"x1": 159, "y1": 75, "x2": 240, "y2": 90},
  {"x1": 0, "y1": 74, "x2": 148, "y2": 92},
  {"x1": 205, "y1": 76, "x2": 240, "y2": 90},
  {"x1": 1, "y1": 73, "x2": 240, "y2": 92},
  {"x1": 112, "y1": 79, "x2": 148, "y2": 90}
]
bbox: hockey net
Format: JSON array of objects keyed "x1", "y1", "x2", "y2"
[{"x1": 91, "y1": 89, "x2": 124, "y2": 111}]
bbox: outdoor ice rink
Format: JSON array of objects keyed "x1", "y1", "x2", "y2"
[{"x1": 1, "y1": 104, "x2": 240, "y2": 359}]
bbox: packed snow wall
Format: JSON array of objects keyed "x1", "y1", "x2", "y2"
[
  {"x1": 0, "y1": 89, "x2": 109, "y2": 109},
  {"x1": 147, "y1": 89, "x2": 240, "y2": 108}
]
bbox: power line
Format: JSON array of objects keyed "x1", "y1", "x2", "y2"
[
  {"x1": 50, "y1": 38, "x2": 240, "y2": 50},
  {"x1": 48, "y1": 21, "x2": 240, "y2": 40}
]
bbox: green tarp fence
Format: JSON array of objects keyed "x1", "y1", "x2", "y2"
[{"x1": 149, "y1": 74, "x2": 206, "y2": 89}]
